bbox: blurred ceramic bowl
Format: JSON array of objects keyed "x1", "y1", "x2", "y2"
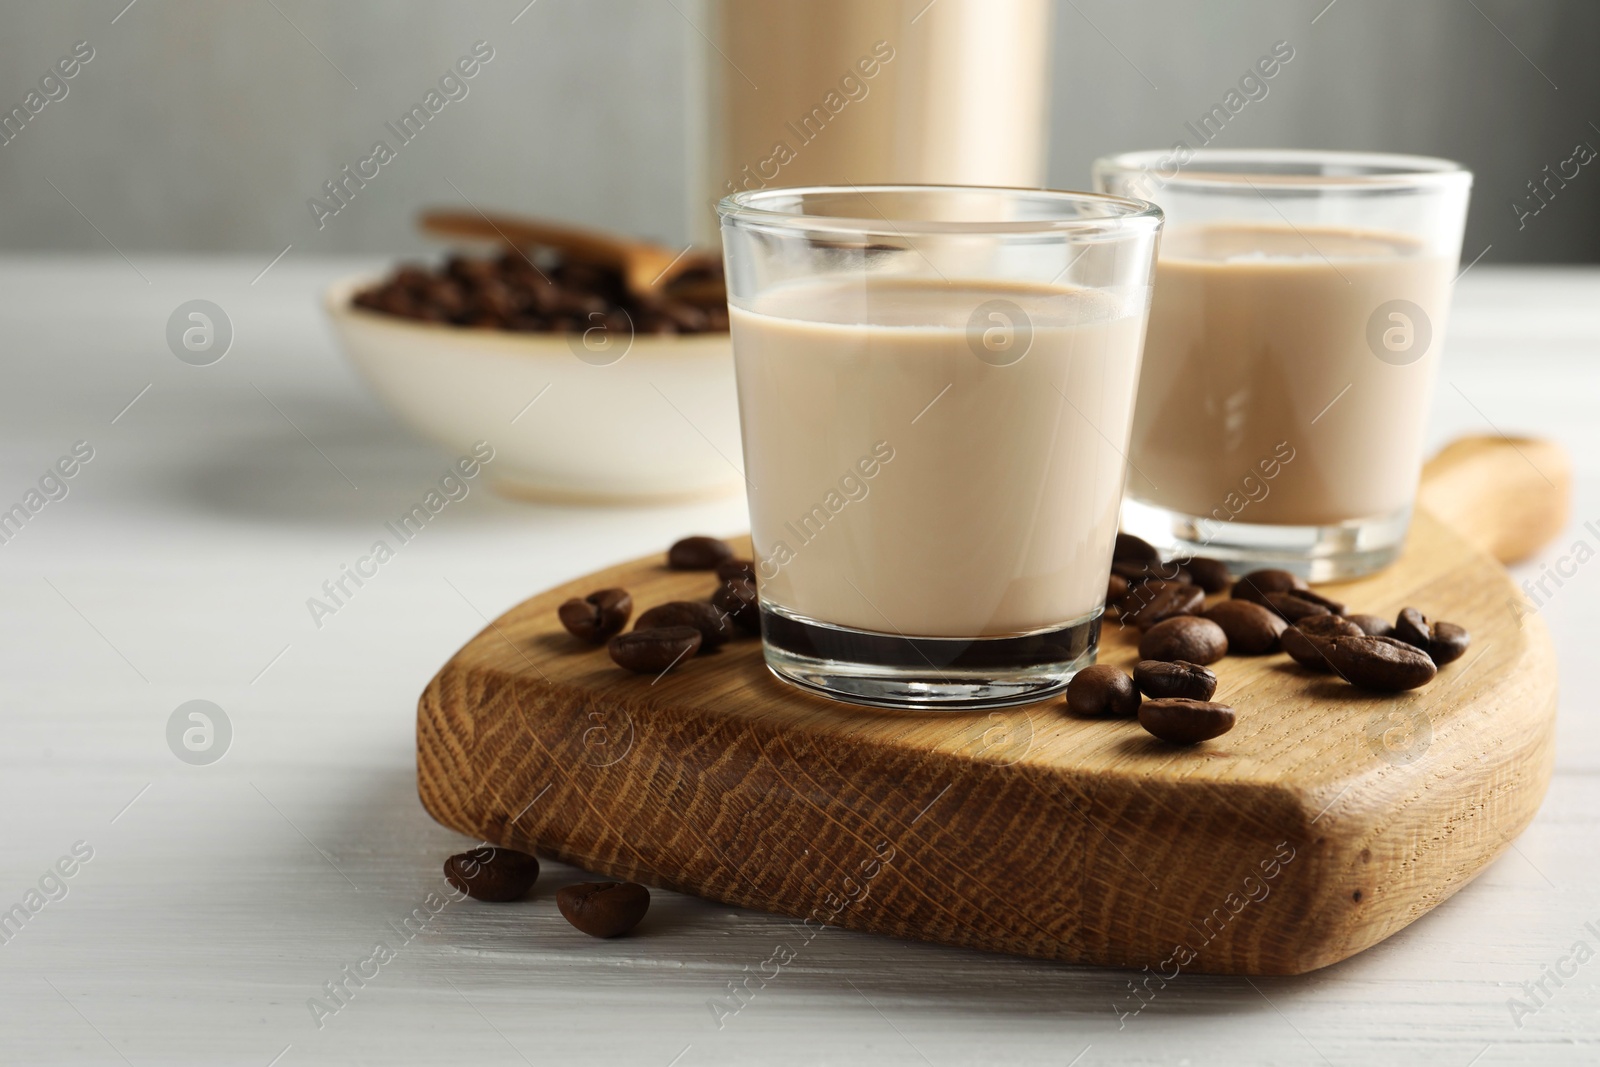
[{"x1": 324, "y1": 276, "x2": 744, "y2": 503}]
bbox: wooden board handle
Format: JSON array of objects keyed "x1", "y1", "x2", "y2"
[{"x1": 1418, "y1": 435, "x2": 1570, "y2": 564}]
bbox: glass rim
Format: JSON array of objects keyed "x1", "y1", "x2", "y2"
[
  {"x1": 716, "y1": 183, "x2": 1163, "y2": 238},
  {"x1": 1094, "y1": 148, "x2": 1472, "y2": 192}
]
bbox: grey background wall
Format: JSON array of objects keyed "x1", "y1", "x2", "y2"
[{"x1": 0, "y1": 0, "x2": 1595, "y2": 263}]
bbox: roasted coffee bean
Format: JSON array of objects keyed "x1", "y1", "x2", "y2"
[
  {"x1": 1263, "y1": 590, "x2": 1333, "y2": 624},
  {"x1": 1288, "y1": 588, "x2": 1347, "y2": 614},
  {"x1": 716, "y1": 558, "x2": 756, "y2": 583},
  {"x1": 1138, "y1": 699, "x2": 1237, "y2": 744},
  {"x1": 1066, "y1": 664, "x2": 1140, "y2": 717},
  {"x1": 443, "y1": 846, "x2": 540, "y2": 903},
  {"x1": 1139, "y1": 616, "x2": 1228, "y2": 665},
  {"x1": 1113, "y1": 558, "x2": 1192, "y2": 586},
  {"x1": 557, "y1": 588, "x2": 633, "y2": 644},
  {"x1": 557, "y1": 881, "x2": 650, "y2": 938},
  {"x1": 1230, "y1": 569, "x2": 1308, "y2": 607},
  {"x1": 1325, "y1": 634, "x2": 1438, "y2": 691},
  {"x1": 1346, "y1": 613, "x2": 1394, "y2": 638},
  {"x1": 608, "y1": 626, "x2": 702, "y2": 673},
  {"x1": 1428, "y1": 622, "x2": 1472, "y2": 665},
  {"x1": 352, "y1": 249, "x2": 729, "y2": 335},
  {"x1": 1281, "y1": 615, "x2": 1363, "y2": 672},
  {"x1": 635, "y1": 601, "x2": 731, "y2": 650},
  {"x1": 1125, "y1": 581, "x2": 1206, "y2": 630},
  {"x1": 710, "y1": 577, "x2": 761, "y2": 635},
  {"x1": 1202, "y1": 599, "x2": 1287, "y2": 655},
  {"x1": 1114, "y1": 532, "x2": 1161, "y2": 565},
  {"x1": 667, "y1": 535, "x2": 733, "y2": 570},
  {"x1": 1133, "y1": 659, "x2": 1218, "y2": 701},
  {"x1": 1180, "y1": 556, "x2": 1232, "y2": 594},
  {"x1": 1107, "y1": 573, "x2": 1129, "y2": 605},
  {"x1": 1393, "y1": 607, "x2": 1471, "y2": 666}
]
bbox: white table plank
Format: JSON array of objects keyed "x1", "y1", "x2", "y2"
[{"x1": 0, "y1": 257, "x2": 1596, "y2": 1065}]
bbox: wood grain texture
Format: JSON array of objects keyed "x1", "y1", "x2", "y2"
[
  {"x1": 417, "y1": 439, "x2": 1563, "y2": 976},
  {"x1": 1418, "y1": 434, "x2": 1571, "y2": 565}
]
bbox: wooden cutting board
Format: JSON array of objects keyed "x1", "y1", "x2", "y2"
[{"x1": 417, "y1": 435, "x2": 1569, "y2": 975}]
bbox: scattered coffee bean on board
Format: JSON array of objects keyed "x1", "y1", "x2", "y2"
[
  {"x1": 1393, "y1": 607, "x2": 1472, "y2": 666},
  {"x1": 1264, "y1": 590, "x2": 1333, "y2": 624},
  {"x1": 1107, "y1": 573, "x2": 1129, "y2": 605},
  {"x1": 1066, "y1": 664, "x2": 1141, "y2": 717},
  {"x1": 1281, "y1": 615, "x2": 1363, "y2": 672},
  {"x1": 608, "y1": 626, "x2": 702, "y2": 673},
  {"x1": 1325, "y1": 634, "x2": 1438, "y2": 691},
  {"x1": 1114, "y1": 532, "x2": 1161, "y2": 565},
  {"x1": 1133, "y1": 659, "x2": 1218, "y2": 701},
  {"x1": 1230, "y1": 569, "x2": 1308, "y2": 607},
  {"x1": 1346, "y1": 613, "x2": 1394, "y2": 638},
  {"x1": 557, "y1": 588, "x2": 633, "y2": 644},
  {"x1": 710, "y1": 577, "x2": 761, "y2": 634},
  {"x1": 1128, "y1": 582, "x2": 1206, "y2": 630},
  {"x1": 556, "y1": 881, "x2": 650, "y2": 938},
  {"x1": 443, "y1": 846, "x2": 540, "y2": 903},
  {"x1": 1139, "y1": 616, "x2": 1228, "y2": 665},
  {"x1": 716, "y1": 558, "x2": 756, "y2": 583},
  {"x1": 1180, "y1": 556, "x2": 1233, "y2": 594},
  {"x1": 667, "y1": 535, "x2": 733, "y2": 570},
  {"x1": 1202, "y1": 600, "x2": 1287, "y2": 655},
  {"x1": 635, "y1": 601, "x2": 731, "y2": 650},
  {"x1": 1138, "y1": 699, "x2": 1237, "y2": 744}
]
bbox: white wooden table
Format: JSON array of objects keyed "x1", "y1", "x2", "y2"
[{"x1": 1, "y1": 256, "x2": 1596, "y2": 1066}]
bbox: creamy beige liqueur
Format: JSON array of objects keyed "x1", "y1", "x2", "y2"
[
  {"x1": 1128, "y1": 223, "x2": 1452, "y2": 527},
  {"x1": 730, "y1": 279, "x2": 1147, "y2": 638}
]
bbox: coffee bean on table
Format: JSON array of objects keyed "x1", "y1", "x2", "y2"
[
  {"x1": 1114, "y1": 532, "x2": 1161, "y2": 565},
  {"x1": 443, "y1": 846, "x2": 540, "y2": 902},
  {"x1": 716, "y1": 558, "x2": 756, "y2": 583},
  {"x1": 1202, "y1": 600, "x2": 1287, "y2": 655},
  {"x1": 556, "y1": 881, "x2": 650, "y2": 938},
  {"x1": 710, "y1": 577, "x2": 761, "y2": 634},
  {"x1": 1281, "y1": 615, "x2": 1363, "y2": 672},
  {"x1": 1180, "y1": 556, "x2": 1232, "y2": 594},
  {"x1": 1230, "y1": 569, "x2": 1308, "y2": 607},
  {"x1": 1139, "y1": 616, "x2": 1228, "y2": 665},
  {"x1": 1346, "y1": 613, "x2": 1394, "y2": 638},
  {"x1": 1133, "y1": 659, "x2": 1218, "y2": 701},
  {"x1": 1125, "y1": 581, "x2": 1206, "y2": 630},
  {"x1": 557, "y1": 588, "x2": 633, "y2": 644},
  {"x1": 608, "y1": 626, "x2": 702, "y2": 673},
  {"x1": 635, "y1": 601, "x2": 731, "y2": 650},
  {"x1": 1138, "y1": 699, "x2": 1237, "y2": 744},
  {"x1": 1263, "y1": 591, "x2": 1333, "y2": 624},
  {"x1": 667, "y1": 535, "x2": 733, "y2": 570},
  {"x1": 1325, "y1": 634, "x2": 1438, "y2": 692},
  {"x1": 1107, "y1": 573, "x2": 1129, "y2": 605},
  {"x1": 1066, "y1": 664, "x2": 1141, "y2": 717}
]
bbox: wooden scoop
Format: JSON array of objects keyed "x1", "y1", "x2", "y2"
[{"x1": 419, "y1": 209, "x2": 720, "y2": 300}]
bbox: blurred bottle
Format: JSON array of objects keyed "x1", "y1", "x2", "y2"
[{"x1": 693, "y1": 0, "x2": 1054, "y2": 241}]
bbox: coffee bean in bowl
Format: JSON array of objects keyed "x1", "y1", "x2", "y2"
[
  {"x1": 1066, "y1": 664, "x2": 1140, "y2": 717},
  {"x1": 668, "y1": 535, "x2": 734, "y2": 570},
  {"x1": 444, "y1": 846, "x2": 540, "y2": 902},
  {"x1": 557, "y1": 881, "x2": 650, "y2": 938},
  {"x1": 1138, "y1": 699, "x2": 1237, "y2": 745},
  {"x1": 1139, "y1": 616, "x2": 1228, "y2": 665},
  {"x1": 1133, "y1": 660, "x2": 1218, "y2": 701},
  {"x1": 557, "y1": 588, "x2": 633, "y2": 643},
  {"x1": 608, "y1": 626, "x2": 702, "y2": 673}
]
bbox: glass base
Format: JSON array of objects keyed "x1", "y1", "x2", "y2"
[
  {"x1": 1120, "y1": 497, "x2": 1412, "y2": 582},
  {"x1": 758, "y1": 604, "x2": 1100, "y2": 711}
]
